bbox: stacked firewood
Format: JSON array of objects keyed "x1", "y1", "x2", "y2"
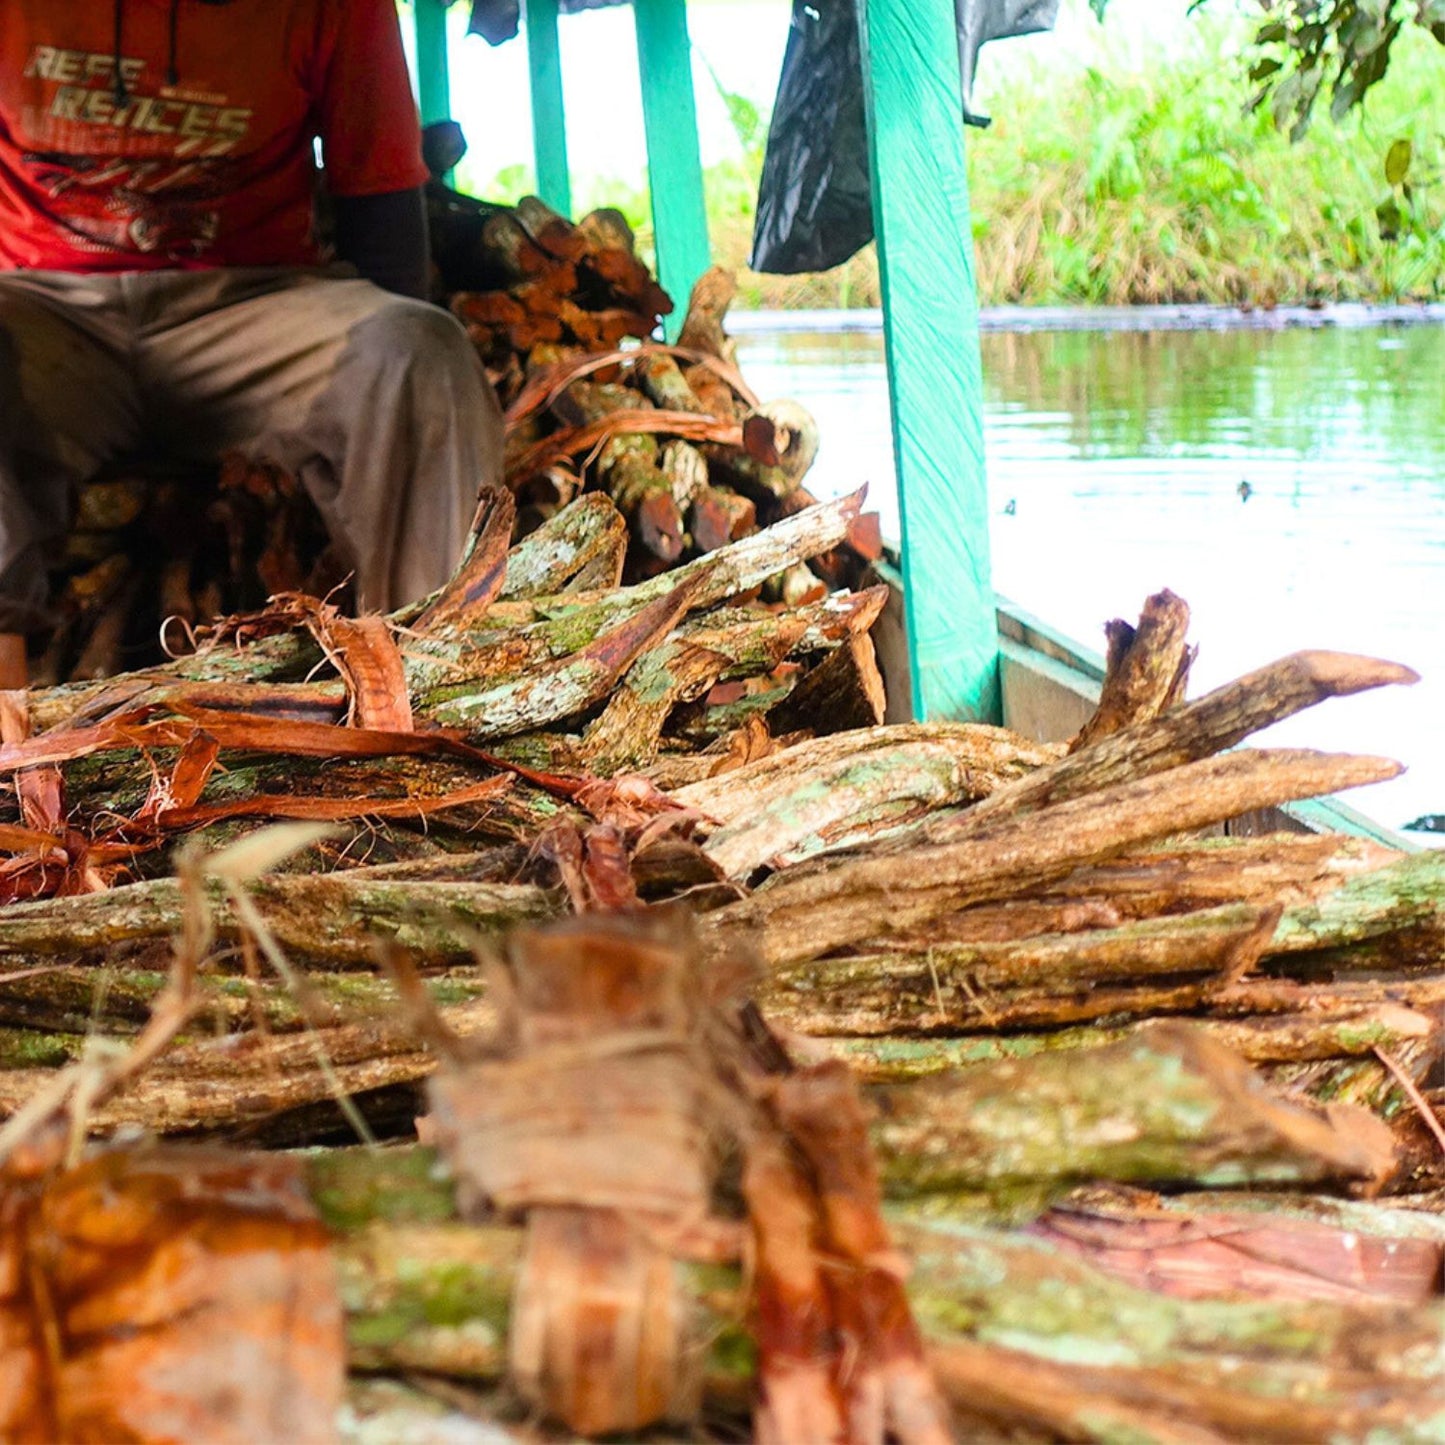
[
  {"x1": 40, "y1": 212, "x2": 869, "y2": 684},
  {"x1": 39, "y1": 453, "x2": 342, "y2": 687},
  {"x1": 0, "y1": 484, "x2": 1442, "y2": 1438},
  {"x1": 436, "y1": 191, "x2": 865, "y2": 583},
  {"x1": 431, "y1": 191, "x2": 672, "y2": 382}
]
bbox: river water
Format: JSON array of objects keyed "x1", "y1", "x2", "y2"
[{"x1": 732, "y1": 317, "x2": 1445, "y2": 837}]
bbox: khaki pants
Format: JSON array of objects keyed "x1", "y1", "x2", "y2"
[{"x1": 0, "y1": 268, "x2": 504, "y2": 632}]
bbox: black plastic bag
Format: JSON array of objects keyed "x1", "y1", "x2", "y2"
[
  {"x1": 749, "y1": 0, "x2": 872, "y2": 277},
  {"x1": 750, "y1": 0, "x2": 1058, "y2": 274},
  {"x1": 959, "y1": 0, "x2": 1060, "y2": 115}
]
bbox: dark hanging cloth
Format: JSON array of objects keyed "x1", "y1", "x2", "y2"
[
  {"x1": 467, "y1": 0, "x2": 628, "y2": 46},
  {"x1": 750, "y1": 0, "x2": 1059, "y2": 274},
  {"x1": 468, "y1": 0, "x2": 521, "y2": 45}
]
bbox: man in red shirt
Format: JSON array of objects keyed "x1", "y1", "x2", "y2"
[{"x1": 0, "y1": 0, "x2": 504, "y2": 686}]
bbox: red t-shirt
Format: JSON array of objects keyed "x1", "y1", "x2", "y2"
[{"x1": 0, "y1": 0, "x2": 429, "y2": 271}]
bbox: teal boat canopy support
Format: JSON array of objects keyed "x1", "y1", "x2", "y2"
[
  {"x1": 633, "y1": 0, "x2": 711, "y2": 340},
  {"x1": 856, "y1": 0, "x2": 999, "y2": 723},
  {"x1": 413, "y1": 0, "x2": 453, "y2": 128},
  {"x1": 525, "y1": 0, "x2": 572, "y2": 215}
]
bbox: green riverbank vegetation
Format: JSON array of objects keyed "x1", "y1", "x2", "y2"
[{"x1": 480, "y1": 6, "x2": 1443, "y2": 309}]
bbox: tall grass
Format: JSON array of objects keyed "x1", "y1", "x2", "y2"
[
  {"x1": 475, "y1": 13, "x2": 1444, "y2": 308},
  {"x1": 959, "y1": 18, "x2": 1443, "y2": 306}
]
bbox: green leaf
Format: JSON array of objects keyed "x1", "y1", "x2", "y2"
[{"x1": 1385, "y1": 137, "x2": 1413, "y2": 185}]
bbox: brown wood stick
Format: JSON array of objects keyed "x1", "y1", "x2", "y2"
[
  {"x1": 1071, "y1": 589, "x2": 1194, "y2": 751},
  {"x1": 705, "y1": 748, "x2": 1402, "y2": 970},
  {"x1": 950, "y1": 650, "x2": 1417, "y2": 836}
]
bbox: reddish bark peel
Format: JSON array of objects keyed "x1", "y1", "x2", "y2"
[
  {"x1": 135, "y1": 729, "x2": 221, "y2": 825},
  {"x1": 1033, "y1": 1197, "x2": 1444, "y2": 1306},
  {"x1": 0, "y1": 824, "x2": 65, "y2": 856},
  {"x1": 758, "y1": 1063, "x2": 952, "y2": 1445},
  {"x1": 414, "y1": 487, "x2": 517, "y2": 635},
  {"x1": 0, "y1": 690, "x2": 97, "y2": 900},
  {"x1": 581, "y1": 825, "x2": 641, "y2": 912},
  {"x1": 743, "y1": 1136, "x2": 849, "y2": 1445},
  {"x1": 0, "y1": 1145, "x2": 345, "y2": 1444},
  {"x1": 151, "y1": 774, "x2": 512, "y2": 831},
  {"x1": 507, "y1": 409, "x2": 746, "y2": 489},
  {"x1": 0, "y1": 691, "x2": 64, "y2": 841},
  {"x1": 249, "y1": 592, "x2": 419, "y2": 733},
  {"x1": 319, "y1": 615, "x2": 414, "y2": 733},
  {"x1": 0, "y1": 711, "x2": 485, "y2": 775}
]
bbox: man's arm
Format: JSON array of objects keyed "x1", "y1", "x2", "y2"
[
  {"x1": 316, "y1": 0, "x2": 431, "y2": 298},
  {"x1": 333, "y1": 186, "x2": 431, "y2": 300}
]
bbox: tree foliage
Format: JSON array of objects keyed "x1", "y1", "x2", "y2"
[{"x1": 1091, "y1": 1, "x2": 1445, "y2": 138}]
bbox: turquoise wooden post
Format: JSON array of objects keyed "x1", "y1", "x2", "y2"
[
  {"x1": 856, "y1": 0, "x2": 999, "y2": 723},
  {"x1": 633, "y1": 0, "x2": 711, "y2": 339},
  {"x1": 414, "y1": 0, "x2": 452, "y2": 127},
  {"x1": 525, "y1": 0, "x2": 572, "y2": 215}
]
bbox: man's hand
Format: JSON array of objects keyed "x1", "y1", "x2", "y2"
[
  {"x1": 0, "y1": 633, "x2": 25, "y2": 690},
  {"x1": 333, "y1": 187, "x2": 430, "y2": 300}
]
